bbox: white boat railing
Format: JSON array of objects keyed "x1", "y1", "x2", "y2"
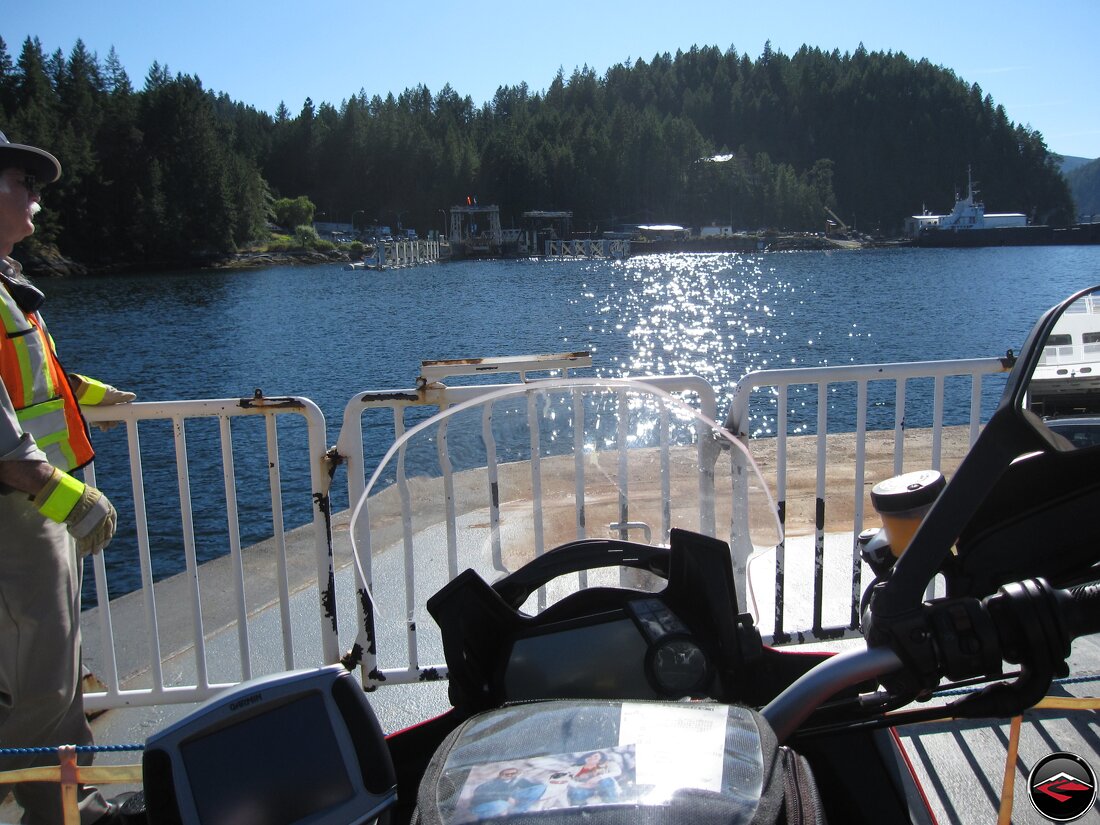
[
  {"x1": 79, "y1": 355, "x2": 1011, "y2": 711},
  {"x1": 79, "y1": 395, "x2": 336, "y2": 712},
  {"x1": 725, "y1": 356, "x2": 1010, "y2": 642}
]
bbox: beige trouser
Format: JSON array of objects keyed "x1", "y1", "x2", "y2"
[{"x1": 0, "y1": 491, "x2": 110, "y2": 825}]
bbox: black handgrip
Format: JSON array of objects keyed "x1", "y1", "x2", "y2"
[
  {"x1": 492, "y1": 538, "x2": 670, "y2": 610},
  {"x1": 1065, "y1": 579, "x2": 1100, "y2": 639}
]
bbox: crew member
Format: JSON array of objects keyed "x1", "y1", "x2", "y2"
[{"x1": 0, "y1": 130, "x2": 136, "y2": 824}]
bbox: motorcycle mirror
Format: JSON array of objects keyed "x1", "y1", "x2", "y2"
[
  {"x1": 870, "y1": 285, "x2": 1100, "y2": 619},
  {"x1": 1023, "y1": 287, "x2": 1100, "y2": 447}
]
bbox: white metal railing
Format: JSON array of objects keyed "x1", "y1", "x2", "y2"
[
  {"x1": 79, "y1": 394, "x2": 337, "y2": 712},
  {"x1": 77, "y1": 354, "x2": 1012, "y2": 712},
  {"x1": 545, "y1": 239, "x2": 630, "y2": 258},
  {"x1": 357, "y1": 239, "x2": 440, "y2": 270},
  {"x1": 725, "y1": 356, "x2": 1010, "y2": 643}
]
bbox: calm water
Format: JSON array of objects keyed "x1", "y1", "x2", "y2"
[{"x1": 35, "y1": 246, "x2": 1100, "y2": 602}]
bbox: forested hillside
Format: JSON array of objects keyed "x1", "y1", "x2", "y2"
[
  {"x1": 0, "y1": 36, "x2": 1075, "y2": 269},
  {"x1": 1067, "y1": 158, "x2": 1100, "y2": 217}
]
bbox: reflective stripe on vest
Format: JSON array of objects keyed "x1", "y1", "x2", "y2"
[{"x1": 1, "y1": 285, "x2": 94, "y2": 471}]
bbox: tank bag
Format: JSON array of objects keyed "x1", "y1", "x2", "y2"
[{"x1": 413, "y1": 699, "x2": 824, "y2": 825}]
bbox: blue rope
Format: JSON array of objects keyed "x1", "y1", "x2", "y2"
[
  {"x1": 1056, "y1": 673, "x2": 1100, "y2": 688},
  {"x1": 0, "y1": 743, "x2": 144, "y2": 758},
  {"x1": 4, "y1": 673, "x2": 1095, "y2": 759},
  {"x1": 937, "y1": 671, "x2": 1100, "y2": 698}
]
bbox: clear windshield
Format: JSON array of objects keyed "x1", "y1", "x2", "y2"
[{"x1": 350, "y1": 378, "x2": 781, "y2": 622}]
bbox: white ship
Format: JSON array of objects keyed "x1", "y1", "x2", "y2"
[{"x1": 905, "y1": 167, "x2": 1027, "y2": 237}]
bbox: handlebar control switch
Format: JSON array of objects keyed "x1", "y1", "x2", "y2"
[
  {"x1": 925, "y1": 598, "x2": 1003, "y2": 682},
  {"x1": 866, "y1": 585, "x2": 1003, "y2": 699}
]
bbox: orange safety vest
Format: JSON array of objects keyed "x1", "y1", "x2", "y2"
[{"x1": 0, "y1": 281, "x2": 94, "y2": 471}]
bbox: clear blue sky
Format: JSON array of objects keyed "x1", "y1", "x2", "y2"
[{"x1": 6, "y1": 0, "x2": 1099, "y2": 159}]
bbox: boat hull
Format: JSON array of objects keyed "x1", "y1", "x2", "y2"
[{"x1": 915, "y1": 223, "x2": 1100, "y2": 247}]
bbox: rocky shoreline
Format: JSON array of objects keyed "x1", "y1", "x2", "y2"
[
  {"x1": 202, "y1": 249, "x2": 352, "y2": 270},
  {"x1": 13, "y1": 244, "x2": 356, "y2": 278}
]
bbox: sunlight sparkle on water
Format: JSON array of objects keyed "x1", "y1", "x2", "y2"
[{"x1": 574, "y1": 248, "x2": 1075, "y2": 437}]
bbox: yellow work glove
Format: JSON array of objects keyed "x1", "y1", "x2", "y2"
[
  {"x1": 70, "y1": 374, "x2": 137, "y2": 405},
  {"x1": 31, "y1": 467, "x2": 117, "y2": 557},
  {"x1": 70, "y1": 374, "x2": 135, "y2": 431}
]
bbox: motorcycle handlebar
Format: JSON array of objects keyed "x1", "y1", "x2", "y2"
[
  {"x1": 763, "y1": 578, "x2": 1100, "y2": 745},
  {"x1": 761, "y1": 647, "x2": 903, "y2": 744},
  {"x1": 1065, "y1": 579, "x2": 1100, "y2": 639}
]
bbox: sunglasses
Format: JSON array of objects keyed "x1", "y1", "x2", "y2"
[{"x1": 19, "y1": 174, "x2": 40, "y2": 196}]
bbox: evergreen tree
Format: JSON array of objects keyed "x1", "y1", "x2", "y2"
[
  {"x1": 8, "y1": 38, "x2": 62, "y2": 245},
  {"x1": 1, "y1": 36, "x2": 1078, "y2": 271},
  {"x1": 138, "y1": 72, "x2": 235, "y2": 257},
  {"x1": 0, "y1": 37, "x2": 15, "y2": 119}
]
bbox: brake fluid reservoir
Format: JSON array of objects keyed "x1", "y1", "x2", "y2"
[{"x1": 869, "y1": 469, "x2": 946, "y2": 557}]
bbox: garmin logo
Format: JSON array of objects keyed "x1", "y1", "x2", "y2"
[{"x1": 228, "y1": 692, "x2": 263, "y2": 712}]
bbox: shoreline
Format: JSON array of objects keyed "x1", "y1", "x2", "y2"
[
  {"x1": 633, "y1": 233, "x2": 901, "y2": 254},
  {"x1": 16, "y1": 233, "x2": 902, "y2": 278},
  {"x1": 17, "y1": 224, "x2": 1100, "y2": 278},
  {"x1": 14, "y1": 245, "x2": 359, "y2": 278}
]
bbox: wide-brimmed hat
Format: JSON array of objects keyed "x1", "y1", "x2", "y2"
[{"x1": 0, "y1": 130, "x2": 62, "y2": 183}]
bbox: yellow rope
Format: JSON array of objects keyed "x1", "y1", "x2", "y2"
[
  {"x1": 0, "y1": 757, "x2": 143, "y2": 825},
  {"x1": 994, "y1": 695, "x2": 1098, "y2": 824},
  {"x1": 0, "y1": 764, "x2": 143, "y2": 784},
  {"x1": 1032, "y1": 696, "x2": 1100, "y2": 711},
  {"x1": 997, "y1": 715, "x2": 1023, "y2": 825}
]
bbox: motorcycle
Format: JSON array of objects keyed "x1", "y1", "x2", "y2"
[{"x1": 138, "y1": 287, "x2": 1100, "y2": 824}]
